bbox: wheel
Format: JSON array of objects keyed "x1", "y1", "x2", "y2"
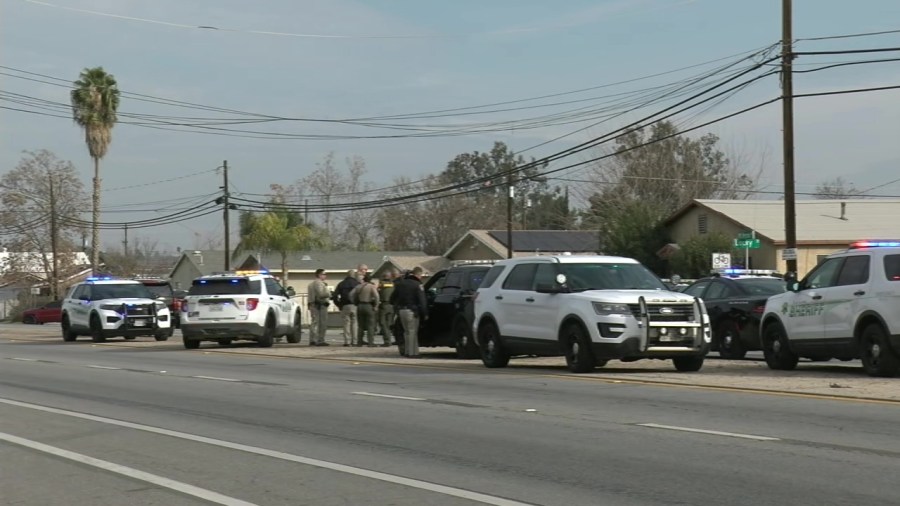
[
  {"x1": 453, "y1": 320, "x2": 479, "y2": 359},
  {"x1": 89, "y1": 314, "x2": 106, "y2": 343},
  {"x1": 22, "y1": 315, "x2": 36, "y2": 325},
  {"x1": 257, "y1": 316, "x2": 276, "y2": 348},
  {"x1": 860, "y1": 323, "x2": 900, "y2": 378},
  {"x1": 762, "y1": 321, "x2": 798, "y2": 371},
  {"x1": 716, "y1": 320, "x2": 747, "y2": 360},
  {"x1": 285, "y1": 313, "x2": 302, "y2": 344},
  {"x1": 124, "y1": 336, "x2": 136, "y2": 340},
  {"x1": 478, "y1": 321, "x2": 509, "y2": 368},
  {"x1": 183, "y1": 336, "x2": 200, "y2": 349},
  {"x1": 562, "y1": 323, "x2": 596, "y2": 373},
  {"x1": 154, "y1": 331, "x2": 169, "y2": 342},
  {"x1": 673, "y1": 355, "x2": 705, "y2": 372},
  {"x1": 217, "y1": 339, "x2": 233, "y2": 346},
  {"x1": 61, "y1": 315, "x2": 77, "y2": 342}
]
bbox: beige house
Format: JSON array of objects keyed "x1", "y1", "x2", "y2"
[
  {"x1": 372, "y1": 255, "x2": 450, "y2": 279},
  {"x1": 444, "y1": 230, "x2": 600, "y2": 261},
  {"x1": 665, "y1": 199, "x2": 900, "y2": 276}
]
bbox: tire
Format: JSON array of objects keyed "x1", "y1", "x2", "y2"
[
  {"x1": 562, "y1": 323, "x2": 596, "y2": 373},
  {"x1": 22, "y1": 315, "x2": 36, "y2": 325},
  {"x1": 89, "y1": 314, "x2": 106, "y2": 343},
  {"x1": 61, "y1": 315, "x2": 77, "y2": 342},
  {"x1": 257, "y1": 315, "x2": 276, "y2": 348},
  {"x1": 453, "y1": 319, "x2": 479, "y2": 359},
  {"x1": 154, "y1": 331, "x2": 169, "y2": 342},
  {"x1": 716, "y1": 319, "x2": 747, "y2": 360},
  {"x1": 183, "y1": 336, "x2": 200, "y2": 349},
  {"x1": 124, "y1": 336, "x2": 136, "y2": 340},
  {"x1": 673, "y1": 355, "x2": 705, "y2": 372},
  {"x1": 859, "y1": 323, "x2": 900, "y2": 378},
  {"x1": 478, "y1": 321, "x2": 509, "y2": 368},
  {"x1": 285, "y1": 313, "x2": 302, "y2": 344},
  {"x1": 217, "y1": 339, "x2": 233, "y2": 346},
  {"x1": 762, "y1": 321, "x2": 798, "y2": 371}
]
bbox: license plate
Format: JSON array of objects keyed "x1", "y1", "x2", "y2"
[
  {"x1": 208, "y1": 304, "x2": 224, "y2": 312},
  {"x1": 133, "y1": 320, "x2": 147, "y2": 327},
  {"x1": 660, "y1": 332, "x2": 681, "y2": 342}
]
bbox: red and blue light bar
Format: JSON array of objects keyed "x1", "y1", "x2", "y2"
[{"x1": 850, "y1": 241, "x2": 900, "y2": 249}]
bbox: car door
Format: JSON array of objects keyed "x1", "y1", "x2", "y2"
[
  {"x1": 421, "y1": 270, "x2": 448, "y2": 338},
  {"x1": 71, "y1": 285, "x2": 91, "y2": 327},
  {"x1": 497, "y1": 263, "x2": 539, "y2": 345},
  {"x1": 428, "y1": 270, "x2": 462, "y2": 342},
  {"x1": 786, "y1": 257, "x2": 844, "y2": 344},
  {"x1": 264, "y1": 278, "x2": 290, "y2": 327},
  {"x1": 824, "y1": 255, "x2": 870, "y2": 344},
  {"x1": 702, "y1": 280, "x2": 734, "y2": 323},
  {"x1": 39, "y1": 300, "x2": 63, "y2": 323},
  {"x1": 520, "y1": 261, "x2": 560, "y2": 345}
]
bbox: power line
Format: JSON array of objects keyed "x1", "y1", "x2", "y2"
[
  {"x1": 795, "y1": 46, "x2": 900, "y2": 56},
  {"x1": 798, "y1": 27, "x2": 900, "y2": 41}
]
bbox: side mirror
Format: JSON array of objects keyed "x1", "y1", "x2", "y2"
[
  {"x1": 535, "y1": 283, "x2": 562, "y2": 294},
  {"x1": 783, "y1": 272, "x2": 798, "y2": 292},
  {"x1": 284, "y1": 287, "x2": 296, "y2": 297}
]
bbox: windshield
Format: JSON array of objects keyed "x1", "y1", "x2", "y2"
[
  {"x1": 143, "y1": 284, "x2": 172, "y2": 298},
  {"x1": 189, "y1": 278, "x2": 261, "y2": 296},
  {"x1": 560, "y1": 263, "x2": 668, "y2": 291},
  {"x1": 92, "y1": 284, "x2": 155, "y2": 300},
  {"x1": 736, "y1": 278, "x2": 786, "y2": 296}
]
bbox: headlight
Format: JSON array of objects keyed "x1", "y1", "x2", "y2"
[
  {"x1": 154, "y1": 301, "x2": 166, "y2": 308},
  {"x1": 592, "y1": 302, "x2": 631, "y2": 316},
  {"x1": 100, "y1": 304, "x2": 122, "y2": 311}
]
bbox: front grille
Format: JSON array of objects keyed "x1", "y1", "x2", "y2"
[
  {"x1": 628, "y1": 303, "x2": 695, "y2": 322},
  {"x1": 124, "y1": 304, "x2": 153, "y2": 316}
]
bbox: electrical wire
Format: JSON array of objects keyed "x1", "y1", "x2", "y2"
[{"x1": 798, "y1": 27, "x2": 900, "y2": 42}]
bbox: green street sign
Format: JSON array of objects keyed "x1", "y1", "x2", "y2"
[
  {"x1": 734, "y1": 238, "x2": 761, "y2": 249},
  {"x1": 737, "y1": 232, "x2": 754, "y2": 240}
]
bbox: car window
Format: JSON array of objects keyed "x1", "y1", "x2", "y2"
[
  {"x1": 189, "y1": 278, "x2": 262, "y2": 295},
  {"x1": 559, "y1": 263, "x2": 667, "y2": 291},
  {"x1": 885, "y1": 255, "x2": 900, "y2": 281},
  {"x1": 426, "y1": 271, "x2": 447, "y2": 292},
  {"x1": 264, "y1": 278, "x2": 283, "y2": 296},
  {"x1": 682, "y1": 281, "x2": 709, "y2": 298},
  {"x1": 91, "y1": 284, "x2": 155, "y2": 300},
  {"x1": 705, "y1": 281, "x2": 732, "y2": 300},
  {"x1": 479, "y1": 265, "x2": 505, "y2": 289},
  {"x1": 835, "y1": 255, "x2": 870, "y2": 286},
  {"x1": 441, "y1": 271, "x2": 465, "y2": 295},
  {"x1": 502, "y1": 263, "x2": 538, "y2": 291},
  {"x1": 71, "y1": 285, "x2": 86, "y2": 300},
  {"x1": 735, "y1": 278, "x2": 786, "y2": 296},
  {"x1": 533, "y1": 263, "x2": 557, "y2": 289},
  {"x1": 802, "y1": 257, "x2": 843, "y2": 289},
  {"x1": 466, "y1": 269, "x2": 489, "y2": 290},
  {"x1": 143, "y1": 284, "x2": 172, "y2": 298}
]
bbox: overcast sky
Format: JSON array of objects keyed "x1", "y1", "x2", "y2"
[{"x1": 3, "y1": 0, "x2": 900, "y2": 252}]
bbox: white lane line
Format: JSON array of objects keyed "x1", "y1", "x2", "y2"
[
  {"x1": 192, "y1": 375, "x2": 241, "y2": 382},
  {"x1": 637, "y1": 423, "x2": 780, "y2": 441},
  {"x1": 0, "y1": 431, "x2": 258, "y2": 506},
  {"x1": 351, "y1": 391, "x2": 426, "y2": 401},
  {"x1": 0, "y1": 397, "x2": 534, "y2": 506},
  {"x1": 10, "y1": 357, "x2": 38, "y2": 362},
  {"x1": 87, "y1": 365, "x2": 122, "y2": 370}
]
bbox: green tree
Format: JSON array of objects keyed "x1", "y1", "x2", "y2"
[
  {"x1": 70, "y1": 67, "x2": 120, "y2": 274},
  {"x1": 669, "y1": 232, "x2": 738, "y2": 278}
]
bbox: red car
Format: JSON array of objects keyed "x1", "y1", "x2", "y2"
[{"x1": 22, "y1": 300, "x2": 63, "y2": 324}]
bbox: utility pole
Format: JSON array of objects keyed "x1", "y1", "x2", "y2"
[
  {"x1": 123, "y1": 223, "x2": 129, "y2": 257},
  {"x1": 48, "y1": 173, "x2": 59, "y2": 300},
  {"x1": 782, "y1": 0, "x2": 798, "y2": 276},
  {"x1": 506, "y1": 170, "x2": 513, "y2": 259},
  {"x1": 221, "y1": 160, "x2": 231, "y2": 271}
]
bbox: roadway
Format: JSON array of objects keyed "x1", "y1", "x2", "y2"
[{"x1": 1, "y1": 331, "x2": 899, "y2": 505}]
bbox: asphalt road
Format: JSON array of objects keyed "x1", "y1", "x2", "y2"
[{"x1": 1, "y1": 334, "x2": 899, "y2": 505}]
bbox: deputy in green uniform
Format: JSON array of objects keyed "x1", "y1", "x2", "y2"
[{"x1": 377, "y1": 270, "x2": 398, "y2": 347}]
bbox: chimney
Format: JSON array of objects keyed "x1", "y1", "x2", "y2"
[{"x1": 840, "y1": 202, "x2": 848, "y2": 221}]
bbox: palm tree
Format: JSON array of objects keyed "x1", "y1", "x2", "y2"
[
  {"x1": 70, "y1": 67, "x2": 120, "y2": 274},
  {"x1": 235, "y1": 209, "x2": 323, "y2": 282}
]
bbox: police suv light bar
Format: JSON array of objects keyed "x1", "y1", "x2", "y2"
[
  {"x1": 850, "y1": 240, "x2": 900, "y2": 249},
  {"x1": 86, "y1": 276, "x2": 115, "y2": 281},
  {"x1": 712, "y1": 268, "x2": 780, "y2": 277}
]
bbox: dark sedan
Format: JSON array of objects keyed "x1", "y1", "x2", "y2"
[{"x1": 682, "y1": 272, "x2": 786, "y2": 359}]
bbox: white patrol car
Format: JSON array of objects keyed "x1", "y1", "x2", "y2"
[
  {"x1": 473, "y1": 255, "x2": 711, "y2": 373},
  {"x1": 179, "y1": 270, "x2": 302, "y2": 349},
  {"x1": 760, "y1": 241, "x2": 900, "y2": 377},
  {"x1": 61, "y1": 277, "x2": 173, "y2": 343}
]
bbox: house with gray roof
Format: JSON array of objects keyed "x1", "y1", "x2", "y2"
[{"x1": 443, "y1": 230, "x2": 600, "y2": 261}]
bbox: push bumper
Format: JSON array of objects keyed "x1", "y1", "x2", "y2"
[
  {"x1": 592, "y1": 338, "x2": 709, "y2": 360},
  {"x1": 181, "y1": 322, "x2": 266, "y2": 340}
]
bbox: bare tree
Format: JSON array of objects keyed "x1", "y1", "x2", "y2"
[
  {"x1": 814, "y1": 177, "x2": 862, "y2": 199},
  {"x1": 0, "y1": 150, "x2": 88, "y2": 298},
  {"x1": 102, "y1": 237, "x2": 172, "y2": 277},
  {"x1": 337, "y1": 156, "x2": 379, "y2": 250},
  {"x1": 299, "y1": 152, "x2": 345, "y2": 245}
]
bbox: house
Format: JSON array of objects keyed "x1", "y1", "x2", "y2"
[
  {"x1": 168, "y1": 250, "x2": 238, "y2": 291},
  {"x1": 372, "y1": 255, "x2": 451, "y2": 279},
  {"x1": 443, "y1": 230, "x2": 600, "y2": 261},
  {"x1": 665, "y1": 199, "x2": 900, "y2": 275}
]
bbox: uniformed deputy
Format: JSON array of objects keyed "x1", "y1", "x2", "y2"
[
  {"x1": 351, "y1": 274, "x2": 380, "y2": 347},
  {"x1": 306, "y1": 268, "x2": 331, "y2": 346},
  {"x1": 377, "y1": 270, "x2": 398, "y2": 347},
  {"x1": 389, "y1": 267, "x2": 427, "y2": 358}
]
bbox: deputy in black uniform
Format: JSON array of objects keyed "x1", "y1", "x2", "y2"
[{"x1": 389, "y1": 267, "x2": 427, "y2": 358}]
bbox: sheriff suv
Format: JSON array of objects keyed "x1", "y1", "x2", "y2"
[
  {"x1": 760, "y1": 241, "x2": 900, "y2": 377},
  {"x1": 473, "y1": 255, "x2": 710, "y2": 373},
  {"x1": 61, "y1": 277, "x2": 173, "y2": 343},
  {"x1": 180, "y1": 270, "x2": 302, "y2": 349}
]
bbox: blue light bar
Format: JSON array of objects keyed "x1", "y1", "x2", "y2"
[
  {"x1": 86, "y1": 276, "x2": 113, "y2": 281},
  {"x1": 850, "y1": 240, "x2": 900, "y2": 249}
]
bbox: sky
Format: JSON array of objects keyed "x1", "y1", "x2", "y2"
[{"x1": 2, "y1": 0, "x2": 900, "y2": 253}]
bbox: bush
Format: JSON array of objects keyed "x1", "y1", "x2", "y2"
[{"x1": 669, "y1": 233, "x2": 739, "y2": 279}]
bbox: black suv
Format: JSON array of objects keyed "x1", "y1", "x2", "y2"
[
  {"x1": 394, "y1": 263, "x2": 493, "y2": 359},
  {"x1": 136, "y1": 278, "x2": 179, "y2": 330}
]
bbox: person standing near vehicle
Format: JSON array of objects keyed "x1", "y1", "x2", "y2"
[
  {"x1": 351, "y1": 274, "x2": 380, "y2": 347},
  {"x1": 390, "y1": 267, "x2": 427, "y2": 358},
  {"x1": 307, "y1": 268, "x2": 331, "y2": 346},
  {"x1": 377, "y1": 270, "x2": 397, "y2": 347},
  {"x1": 333, "y1": 269, "x2": 359, "y2": 347}
]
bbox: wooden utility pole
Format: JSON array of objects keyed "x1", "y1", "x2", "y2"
[
  {"x1": 782, "y1": 0, "x2": 798, "y2": 275},
  {"x1": 222, "y1": 160, "x2": 231, "y2": 271},
  {"x1": 506, "y1": 170, "x2": 513, "y2": 259},
  {"x1": 123, "y1": 223, "x2": 129, "y2": 257},
  {"x1": 48, "y1": 173, "x2": 59, "y2": 300}
]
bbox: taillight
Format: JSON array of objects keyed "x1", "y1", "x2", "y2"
[
  {"x1": 246, "y1": 298, "x2": 259, "y2": 311},
  {"x1": 752, "y1": 304, "x2": 765, "y2": 314}
]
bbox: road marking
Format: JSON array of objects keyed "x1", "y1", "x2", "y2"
[
  {"x1": 0, "y1": 430, "x2": 258, "y2": 506},
  {"x1": 87, "y1": 365, "x2": 122, "y2": 370},
  {"x1": 192, "y1": 375, "x2": 241, "y2": 382},
  {"x1": 637, "y1": 423, "x2": 780, "y2": 441},
  {"x1": 0, "y1": 397, "x2": 535, "y2": 506},
  {"x1": 10, "y1": 357, "x2": 38, "y2": 362},
  {"x1": 351, "y1": 391, "x2": 426, "y2": 401}
]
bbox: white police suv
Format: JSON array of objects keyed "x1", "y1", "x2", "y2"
[
  {"x1": 180, "y1": 270, "x2": 302, "y2": 349},
  {"x1": 760, "y1": 241, "x2": 900, "y2": 377},
  {"x1": 61, "y1": 277, "x2": 173, "y2": 343},
  {"x1": 473, "y1": 255, "x2": 710, "y2": 373}
]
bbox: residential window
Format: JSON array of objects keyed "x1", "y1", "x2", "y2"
[{"x1": 697, "y1": 214, "x2": 708, "y2": 234}]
